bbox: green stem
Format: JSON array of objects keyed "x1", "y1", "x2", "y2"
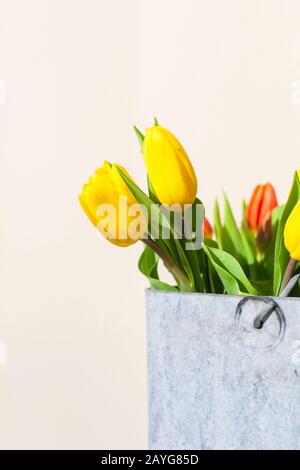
[
  {"x1": 142, "y1": 237, "x2": 192, "y2": 292},
  {"x1": 280, "y1": 258, "x2": 297, "y2": 295}
]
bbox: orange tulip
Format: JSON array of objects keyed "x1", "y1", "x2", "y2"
[
  {"x1": 246, "y1": 183, "x2": 278, "y2": 231},
  {"x1": 203, "y1": 217, "x2": 213, "y2": 238}
]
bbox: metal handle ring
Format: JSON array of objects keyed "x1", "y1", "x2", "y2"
[{"x1": 235, "y1": 296, "x2": 286, "y2": 350}]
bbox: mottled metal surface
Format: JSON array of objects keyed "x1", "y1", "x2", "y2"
[{"x1": 146, "y1": 289, "x2": 300, "y2": 450}]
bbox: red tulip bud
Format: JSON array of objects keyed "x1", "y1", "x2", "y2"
[
  {"x1": 203, "y1": 217, "x2": 213, "y2": 238},
  {"x1": 246, "y1": 183, "x2": 278, "y2": 232}
]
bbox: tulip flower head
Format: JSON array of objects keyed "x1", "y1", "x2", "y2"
[
  {"x1": 246, "y1": 183, "x2": 278, "y2": 232},
  {"x1": 284, "y1": 200, "x2": 300, "y2": 260},
  {"x1": 79, "y1": 162, "x2": 146, "y2": 247},
  {"x1": 142, "y1": 125, "x2": 198, "y2": 207},
  {"x1": 203, "y1": 217, "x2": 213, "y2": 238}
]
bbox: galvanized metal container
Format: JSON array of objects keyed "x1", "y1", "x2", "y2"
[{"x1": 146, "y1": 289, "x2": 300, "y2": 450}]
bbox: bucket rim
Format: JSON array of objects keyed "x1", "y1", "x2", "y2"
[{"x1": 145, "y1": 288, "x2": 300, "y2": 304}]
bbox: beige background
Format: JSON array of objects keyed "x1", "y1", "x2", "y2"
[{"x1": 1, "y1": 0, "x2": 300, "y2": 449}]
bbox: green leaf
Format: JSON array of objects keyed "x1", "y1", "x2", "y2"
[
  {"x1": 180, "y1": 239, "x2": 202, "y2": 291},
  {"x1": 223, "y1": 193, "x2": 247, "y2": 269},
  {"x1": 154, "y1": 117, "x2": 159, "y2": 126},
  {"x1": 147, "y1": 174, "x2": 160, "y2": 204},
  {"x1": 203, "y1": 244, "x2": 240, "y2": 295},
  {"x1": 134, "y1": 125, "x2": 160, "y2": 204},
  {"x1": 180, "y1": 204, "x2": 203, "y2": 292},
  {"x1": 207, "y1": 257, "x2": 223, "y2": 294},
  {"x1": 192, "y1": 200, "x2": 207, "y2": 291},
  {"x1": 117, "y1": 167, "x2": 171, "y2": 251},
  {"x1": 261, "y1": 205, "x2": 284, "y2": 281},
  {"x1": 204, "y1": 243, "x2": 258, "y2": 295},
  {"x1": 251, "y1": 280, "x2": 273, "y2": 296},
  {"x1": 117, "y1": 167, "x2": 166, "y2": 234},
  {"x1": 204, "y1": 237, "x2": 222, "y2": 294},
  {"x1": 179, "y1": 200, "x2": 207, "y2": 292},
  {"x1": 191, "y1": 198, "x2": 205, "y2": 234},
  {"x1": 274, "y1": 172, "x2": 300, "y2": 295},
  {"x1": 138, "y1": 246, "x2": 178, "y2": 291},
  {"x1": 117, "y1": 167, "x2": 195, "y2": 290},
  {"x1": 204, "y1": 238, "x2": 219, "y2": 248},
  {"x1": 272, "y1": 204, "x2": 285, "y2": 226},
  {"x1": 242, "y1": 199, "x2": 247, "y2": 218},
  {"x1": 213, "y1": 199, "x2": 223, "y2": 248},
  {"x1": 240, "y1": 222, "x2": 256, "y2": 266},
  {"x1": 173, "y1": 237, "x2": 195, "y2": 291},
  {"x1": 240, "y1": 200, "x2": 257, "y2": 268},
  {"x1": 134, "y1": 126, "x2": 144, "y2": 148}
]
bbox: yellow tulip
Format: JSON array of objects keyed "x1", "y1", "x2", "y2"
[
  {"x1": 79, "y1": 161, "x2": 146, "y2": 247},
  {"x1": 142, "y1": 125, "x2": 197, "y2": 206},
  {"x1": 284, "y1": 200, "x2": 300, "y2": 260}
]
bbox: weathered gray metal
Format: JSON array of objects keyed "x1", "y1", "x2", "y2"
[{"x1": 146, "y1": 289, "x2": 300, "y2": 450}]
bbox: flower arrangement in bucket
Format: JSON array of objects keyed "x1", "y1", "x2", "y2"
[{"x1": 79, "y1": 119, "x2": 300, "y2": 299}]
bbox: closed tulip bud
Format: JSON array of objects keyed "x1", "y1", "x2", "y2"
[
  {"x1": 79, "y1": 161, "x2": 146, "y2": 247},
  {"x1": 142, "y1": 125, "x2": 197, "y2": 206},
  {"x1": 284, "y1": 200, "x2": 300, "y2": 260},
  {"x1": 246, "y1": 183, "x2": 278, "y2": 232},
  {"x1": 203, "y1": 217, "x2": 213, "y2": 238}
]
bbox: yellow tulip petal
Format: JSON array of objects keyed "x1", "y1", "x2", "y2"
[
  {"x1": 78, "y1": 194, "x2": 98, "y2": 227},
  {"x1": 110, "y1": 164, "x2": 136, "y2": 204},
  {"x1": 284, "y1": 200, "x2": 300, "y2": 260},
  {"x1": 79, "y1": 161, "x2": 142, "y2": 247},
  {"x1": 143, "y1": 125, "x2": 197, "y2": 206}
]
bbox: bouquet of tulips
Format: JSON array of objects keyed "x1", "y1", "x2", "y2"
[{"x1": 79, "y1": 120, "x2": 300, "y2": 297}]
